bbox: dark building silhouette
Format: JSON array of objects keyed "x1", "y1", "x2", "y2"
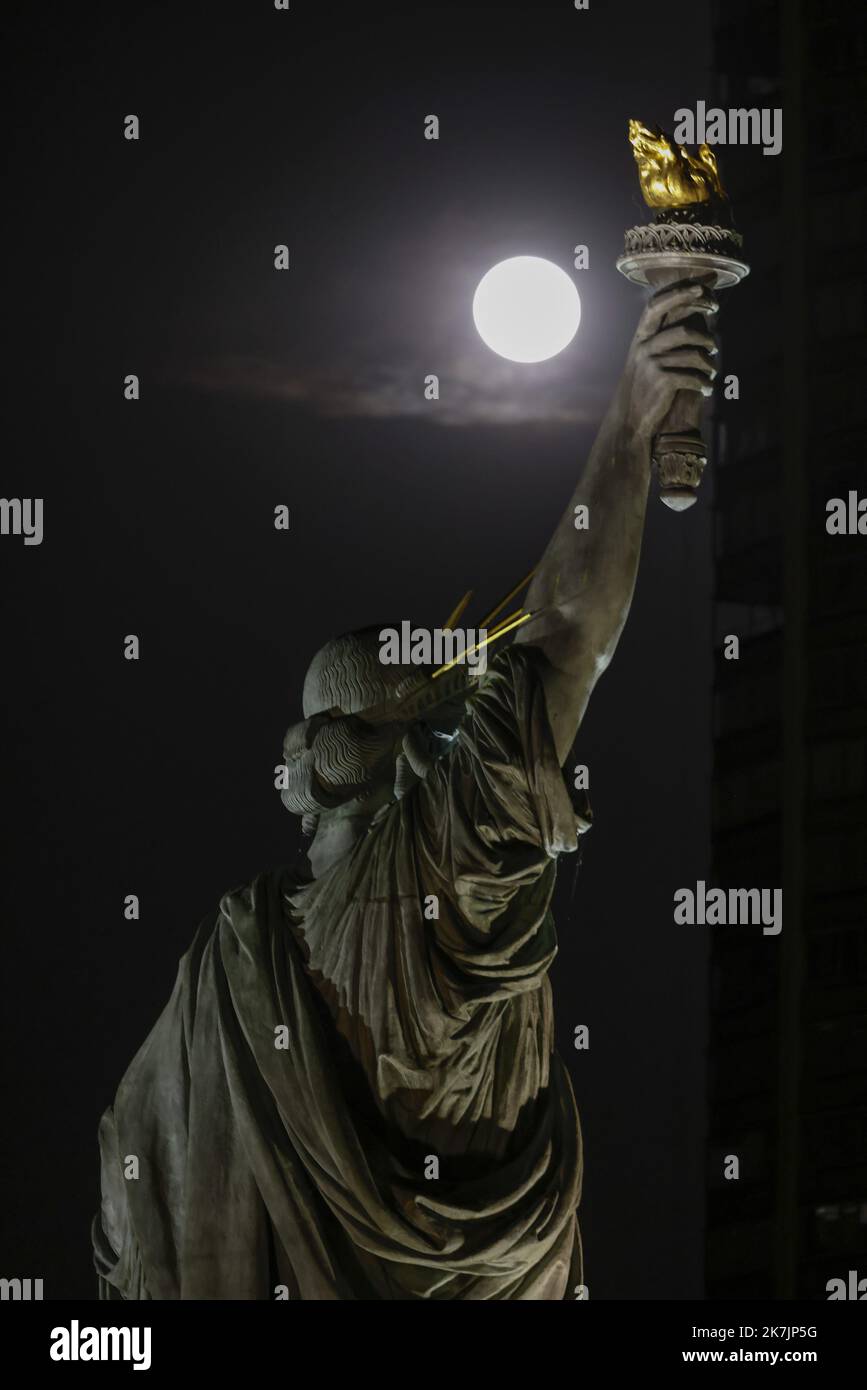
[{"x1": 707, "y1": 0, "x2": 867, "y2": 1298}]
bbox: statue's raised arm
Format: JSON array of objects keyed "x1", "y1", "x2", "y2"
[{"x1": 515, "y1": 278, "x2": 719, "y2": 764}]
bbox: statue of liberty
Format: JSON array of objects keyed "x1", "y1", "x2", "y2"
[{"x1": 93, "y1": 277, "x2": 718, "y2": 1299}]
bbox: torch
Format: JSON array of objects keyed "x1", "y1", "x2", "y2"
[{"x1": 617, "y1": 120, "x2": 749, "y2": 511}]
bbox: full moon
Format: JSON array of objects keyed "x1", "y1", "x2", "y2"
[{"x1": 472, "y1": 256, "x2": 581, "y2": 363}]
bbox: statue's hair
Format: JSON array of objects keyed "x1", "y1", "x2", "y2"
[
  {"x1": 280, "y1": 711, "x2": 403, "y2": 821},
  {"x1": 303, "y1": 626, "x2": 415, "y2": 719}
]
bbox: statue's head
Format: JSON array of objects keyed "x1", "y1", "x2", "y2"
[
  {"x1": 300, "y1": 626, "x2": 422, "y2": 723},
  {"x1": 280, "y1": 626, "x2": 462, "y2": 874}
]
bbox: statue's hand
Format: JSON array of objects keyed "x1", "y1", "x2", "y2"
[{"x1": 615, "y1": 279, "x2": 719, "y2": 446}]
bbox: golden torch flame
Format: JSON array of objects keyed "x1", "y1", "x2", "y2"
[{"x1": 628, "y1": 119, "x2": 727, "y2": 209}]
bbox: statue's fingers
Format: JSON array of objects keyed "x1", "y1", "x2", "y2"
[
  {"x1": 651, "y1": 276, "x2": 709, "y2": 301},
  {"x1": 644, "y1": 295, "x2": 720, "y2": 334},
  {"x1": 674, "y1": 296, "x2": 719, "y2": 321},
  {"x1": 658, "y1": 367, "x2": 715, "y2": 397},
  {"x1": 649, "y1": 322, "x2": 718, "y2": 354},
  {"x1": 654, "y1": 349, "x2": 717, "y2": 378},
  {"x1": 640, "y1": 282, "x2": 708, "y2": 333}
]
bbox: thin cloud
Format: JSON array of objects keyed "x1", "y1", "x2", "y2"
[{"x1": 179, "y1": 351, "x2": 606, "y2": 427}]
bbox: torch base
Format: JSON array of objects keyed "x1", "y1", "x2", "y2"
[
  {"x1": 617, "y1": 226, "x2": 749, "y2": 289},
  {"x1": 653, "y1": 434, "x2": 706, "y2": 510},
  {"x1": 660, "y1": 489, "x2": 699, "y2": 512}
]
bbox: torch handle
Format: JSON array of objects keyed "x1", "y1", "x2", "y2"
[{"x1": 644, "y1": 265, "x2": 716, "y2": 511}]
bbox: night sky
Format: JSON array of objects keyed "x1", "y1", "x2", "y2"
[{"x1": 3, "y1": 1, "x2": 717, "y2": 1298}]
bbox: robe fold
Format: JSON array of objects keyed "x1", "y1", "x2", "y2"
[{"x1": 94, "y1": 645, "x2": 585, "y2": 1299}]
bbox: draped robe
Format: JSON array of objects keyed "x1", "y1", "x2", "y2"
[{"x1": 93, "y1": 646, "x2": 585, "y2": 1299}]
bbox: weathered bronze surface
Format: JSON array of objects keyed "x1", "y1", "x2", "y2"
[
  {"x1": 93, "y1": 213, "x2": 724, "y2": 1301},
  {"x1": 94, "y1": 645, "x2": 586, "y2": 1299}
]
